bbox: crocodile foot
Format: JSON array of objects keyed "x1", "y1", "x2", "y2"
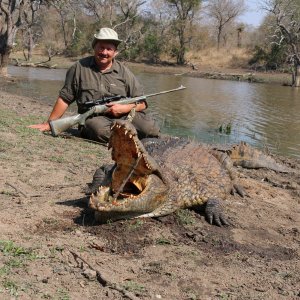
[
  {"x1": 83, "y1": 164, "x2": 115, "y2": 195},
  {"x1": 232, "y1": 183, "x2": 248, "y2": 197},
  {"x1": 205, "y1": 199, "x2": 230, "y2": 227}
]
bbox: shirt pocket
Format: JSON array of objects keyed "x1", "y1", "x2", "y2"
[
  {"x1": 80, "y1": 82, "x2": 102, "y2": 101},
  {"x1": 108, "y1": 83, "x2": 127, "y2": 97}
]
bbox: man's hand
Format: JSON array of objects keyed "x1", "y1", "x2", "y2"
[
  {"x1": 105, "y1": 103, "x2": 135, "y2": 117},
  {"x1": 105, "y1": 101, "x2": 146, "y2": 117},
  {"x1": 28, "y1": 97, "x2": 69, "y2": 132},
  {"x1": 28, "y1": 122, "x2": 51, "y2": 131}
]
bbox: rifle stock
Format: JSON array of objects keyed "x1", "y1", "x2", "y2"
[
  {"x1": 49, "y1": 85, "x2": 186, "y2": 136},
  {"x1": 49, "y1": 108, "x2": 97, "y2": 136}
]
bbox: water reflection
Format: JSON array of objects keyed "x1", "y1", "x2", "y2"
[{"x1": 4, "y1": 65, "x2": 300, "y2": 158}]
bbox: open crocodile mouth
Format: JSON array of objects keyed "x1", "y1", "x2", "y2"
[{"x1": 89, "y1": 120, "x2": 167, "y2": 218}]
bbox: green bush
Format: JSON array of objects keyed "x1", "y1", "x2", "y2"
[
  {"x1": 142, "y1": 33, "x2": 162, "y2": 63},
  {"x1": 249, "y1": 44, "x2": 287, "y2": 71}
]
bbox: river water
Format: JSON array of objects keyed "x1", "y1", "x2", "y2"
[{"x1": 5, "y1": 65, "x2": 300, "y2": 158}]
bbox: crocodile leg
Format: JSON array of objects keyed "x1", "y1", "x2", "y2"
[{"x1": 210, "y1": 150, "x2": 247, "y2": 198}]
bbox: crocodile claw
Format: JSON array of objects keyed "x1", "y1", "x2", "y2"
[
  {"x1": 205, "y1": 199, "x2": 230, "y2": 227},
  {"x1": 232, "y1": 183, "x2": 248, "y2": 197}
]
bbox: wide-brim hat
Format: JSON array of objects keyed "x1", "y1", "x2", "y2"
[{"x1": 92, "y1": 28, "x2": 122, "y2": 48}]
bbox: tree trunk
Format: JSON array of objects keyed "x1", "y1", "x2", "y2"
[
  {"x1": 294, "y1": 64, "x2": 300, "y2": 87},
  {"x1": 237, "y1": 30, "x2": 242, "y2": 48},
  {"x1": 0, "y1": 49, "x2": 11, "y2": 77},
  {"x1": 177, "y1": 49, "x2": 185, "y2": 65},
  {"x1": 217, "y1": 26, "x2": 222, "y2": 50},
  {"x1": 28, "y1": 30, "x2": 34, "y2": 61},
  {"x1": 177, "y1": 28, "x2": 186, "y2": 65}
]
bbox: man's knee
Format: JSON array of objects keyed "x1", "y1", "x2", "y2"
[
  {"x1": 132, "y1": 112, "x2": 160, "y2": 138},
  {"x1": 82, "y1": 116, "x2": 111, "y2": 143}
]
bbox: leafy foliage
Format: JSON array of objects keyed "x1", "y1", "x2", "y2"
[{"x1": 249, "y1": 44, "x2": 287, "y2": 70}]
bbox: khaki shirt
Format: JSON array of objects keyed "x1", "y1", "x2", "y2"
[{"x1": 59, "y1": 57, "x2": 144, "y2": 113}]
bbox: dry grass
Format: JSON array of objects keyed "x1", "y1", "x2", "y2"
[{"x1": 186, "y1": 47, "x2": 251, "y2": 70}]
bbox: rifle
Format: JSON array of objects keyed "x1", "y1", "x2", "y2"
[{"x1": 49, "y1": 85, "x2": 186, "y2": 136}]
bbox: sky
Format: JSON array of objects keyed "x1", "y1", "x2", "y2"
[{"x1": 238, "y1": 0, "x2": 267, "y2": 27}]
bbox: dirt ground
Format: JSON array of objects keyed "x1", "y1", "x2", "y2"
[{"x1": 0, "y1": 85, "x2": 299, "y2": 300}]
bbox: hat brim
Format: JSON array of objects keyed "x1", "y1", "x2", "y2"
[{"x1": 92, "y1": 37, "x2": 122, "y2": 48}]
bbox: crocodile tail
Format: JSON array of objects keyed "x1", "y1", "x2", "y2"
[{"x1": 228, "y1": 142, "x2": 291, "y2": 173}]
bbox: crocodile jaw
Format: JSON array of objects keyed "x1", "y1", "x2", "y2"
[
  {"x1": 89, "y1": 174, "x2": 167, "y2": 222},
  {"x1": 88, "y1": 120, "x2": 168, "y2": 222}
]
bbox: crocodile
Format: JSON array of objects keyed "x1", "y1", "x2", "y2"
[{"x1": 87, "y1": 120, "x2": 290, "y2": 226}]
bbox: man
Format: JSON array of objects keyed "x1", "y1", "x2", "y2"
[{"x1": 29, "y1": 28, "x2": 159, "y2": 143}]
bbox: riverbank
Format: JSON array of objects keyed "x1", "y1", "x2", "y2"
[
  {"x1": 0, "y1": 89, "x2": 299, "y2": 299},
  {"x1": 127, "y1": 62, "x2": 292, "y2": 86},
  {"x1": 9, "y1": 52, "x2": 293, "y2": 86}
]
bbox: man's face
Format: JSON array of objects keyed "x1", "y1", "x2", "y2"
[{"x1": 94, "y1": 41, "x2": 118, "y2": 69}]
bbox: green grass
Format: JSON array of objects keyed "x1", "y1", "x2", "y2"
[
  {"x1": 0, "y1": 190, "x2": 16, "y2": 196},
  {"x1": 2, "y1": 279, "x2": 19, "y2": 296},
  {"x1": 0, "y1": 240, "x2": 36, "y2": 258},
  {"x1": 176, "y1": 209, "x2": 196, "y2": 226},
  {"x1": 155, "y1": 237, "x2": 172, "y2": 245},
  {"x1": 0, "y1": 106, "x2": 107, "y2": 161},
  {"x1": 56, "y1": 288, "x2": 70, "y2": 300},
  {"x1": 0, "y1": 240, "x2": 39, "y2": 274},
  {"x1": 0, "y1": 241, "x2": 40, "y2": 298},
  {"x1": 127, "y1": 219, "x2": 144, "y2": 230},
  {"x1": 123, "y1": 280, "x2": 145, "y2": 293},
  {"x1": 218, "y1": 121, "x2": 232, "y2": 135},
  {"x1": 48, "y1": 155, "x2": 66, "y2": 163}
]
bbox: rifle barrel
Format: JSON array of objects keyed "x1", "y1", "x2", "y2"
[{"x1": 141, "y1": 85, "x2": 186, "y2": 98}]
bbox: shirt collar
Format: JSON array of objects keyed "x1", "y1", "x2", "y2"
[{"x1": 90, "y1": 57, "x2": 120, "y2": 74}]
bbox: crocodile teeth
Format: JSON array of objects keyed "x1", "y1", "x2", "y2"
[
  {"x1": 90, "y1": 193, "x2": 95, "y2": 203},
  {"x1": 129, "y1": 134, "x2": 133, "y2": 138},
  {"x1": 124, "y1": 130, "x2": 128, "y2": 135}
]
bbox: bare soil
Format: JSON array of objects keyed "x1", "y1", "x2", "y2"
[{"x1": 0, "y1": 87, "x2": 299, "y2": 300}]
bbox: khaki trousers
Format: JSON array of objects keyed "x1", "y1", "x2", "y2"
[{"x1": 81, "y1": 111, "x2": 160, "y2": 144}]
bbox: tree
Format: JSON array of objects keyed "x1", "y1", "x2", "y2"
[
  {"x1": 114, "y1": 0, "x2": 146, "y2": 46},
  {"x1": 50, "y1": 0, "x2": 79, "y2": 49},
  {"x1": 165, "y1": 0, "x2": 201, "y2": 65},
  {"x1": 262, "y1": 0, "x2": 300, "y2": 87},
  {"x1": 236, "y1": 23, "x2": 244, "y2": 48},
  {"x1": 0, "y1": 0, "x2": 46, "y2": 75},
  {"x1": 204, "y1": 0, "x2": 246, "y2": 50},
  {"x1": 0, "y1": 0, "x2": 39, "y2": 76},
  {"x1": 81, "y1": 0, "x2": 147, "y2": 59},
  {"x1": 81, "y1": 0, "x2": 117, "y2": 26},
  {"x1": 21, "y1": 0, "x2": 43, "y2": 61}
]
